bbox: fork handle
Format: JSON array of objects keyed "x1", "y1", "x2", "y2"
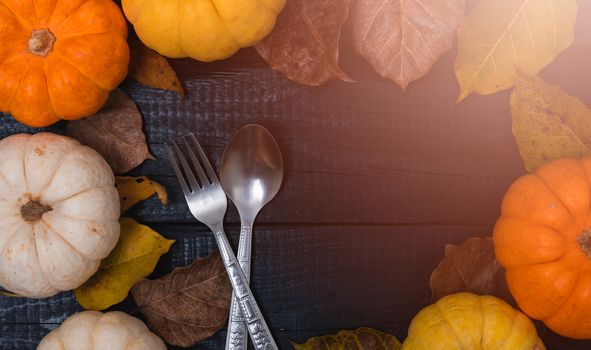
[
  {"x1": 225, "y1": 224, "x2": 253, "y2": 350},
  {"x1": 214, "y1": 228, "x2": 278, "y2": 350}
]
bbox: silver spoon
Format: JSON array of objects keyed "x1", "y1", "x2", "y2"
[{"x1": 220, "y1": 124, "x2": 284, "y2": 350}]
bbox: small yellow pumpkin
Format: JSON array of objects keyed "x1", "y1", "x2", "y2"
[
  {"x1": 122, "y1": 0, "x2": 286, "y2": 62},
  {"x1": 402, "y1": 293, "x2": 545, "y2": 350}
]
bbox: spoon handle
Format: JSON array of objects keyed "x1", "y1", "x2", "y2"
[
  {"x1": 214, "y1": 226, "x2": 277, "y2": 350},
  {"x1": 225, "y1": 224, "x2": 253, "y2": 350}
]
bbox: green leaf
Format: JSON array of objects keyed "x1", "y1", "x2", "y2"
[{"x1": 75, "y1": 217, "x2": 174, "y2": 310}]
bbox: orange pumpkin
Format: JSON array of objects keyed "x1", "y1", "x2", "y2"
[
  {"x1": 494, "y1": 157, "x2": 591, "y2": 339},
  {"x1": 0, "y1": 0, "x2": 129, "y2": 127}
]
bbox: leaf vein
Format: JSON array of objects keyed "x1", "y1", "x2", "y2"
[{"x1": 463, "y1": 0, "x2": 530, "y2": 93}]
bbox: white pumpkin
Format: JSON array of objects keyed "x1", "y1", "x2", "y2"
[
  {"x1": 37, "y1": 311, "x2": 166, "y2": 350},
  {"x1": 0, "y1": 132, "x2": 120, "y2": 298}
]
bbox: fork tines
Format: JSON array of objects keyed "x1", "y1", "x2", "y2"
[{"x1": 165, "y1": 134, "x2": 219, "y2": 194}]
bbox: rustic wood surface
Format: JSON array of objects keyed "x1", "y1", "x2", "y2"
[{"x1": 1, "y1": 1, "x2": 591, "y2": 348}]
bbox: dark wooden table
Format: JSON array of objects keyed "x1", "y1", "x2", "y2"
[{"x1": 2, "y1": 2, "x2": 591, "y2": 348}]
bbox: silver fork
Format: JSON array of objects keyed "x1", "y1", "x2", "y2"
[{"x1": 165, "y1": 134, "x2": 278, "y2": 350}]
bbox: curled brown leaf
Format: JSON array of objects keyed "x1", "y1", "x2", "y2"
[
  {"x1": 131, "y1": 252, "x2": 232, "y2": 347},
  {"x1": 256, "y1": 0, "x2": 353, "y2": 86},
  {"x1": 430, "y1": 236, "x2": 512, "y2": 303},
  {"x1": 66, "y1": 89, "x2": 154, "y2": 174}
]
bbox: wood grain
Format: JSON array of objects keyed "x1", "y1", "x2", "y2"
[
  {"x1": 0, "y1": 224, "x2": 486, "y2": 348},
  {"x1": 1, "y1": 324, "x2": 397, "y2": 350},
  {"x1": 2, "y1": 224, "x2": 589, "y2": 349},
  {"x1": 1, "y1": 1, "x2": 591, "y2": 348}
]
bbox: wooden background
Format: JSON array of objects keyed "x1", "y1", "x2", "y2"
[{"x1": 1, "y1": 1, "x2": 591, "y2": 348}]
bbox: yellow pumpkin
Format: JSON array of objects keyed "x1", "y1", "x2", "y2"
[
  {"x1": 402, "y1": 293, "x2": 545, "y2": 350},
  {"x1": 122, "y1": 0, "x2": 285, "y2": 62}
]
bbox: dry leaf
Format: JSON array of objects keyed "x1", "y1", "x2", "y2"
[
  {"x1": 256, "y1": 0, "x2": 353, "y2": 86},
  {"x1": 128, "y1": 37, "x2": 184, "y2": 96},
  {"x1": 0, "y1": 289, "x2": 22, "y2": 298},
  {"x1": 131, "y1": 252, "x2": 232, "y2": 347},
  {"x1": 430, "y1": 237, "x2": 511, "y2": 303},
  {"x1": 351, "y1": 0, "x2": 465, "y2": 90},
  {"x1": 75, "y1": 218, "x2": 174, "y2": 310},
  {"x1": 116, "y1": 176, "x2": 168, "y2": 213},
  {"x1": 455, "y1": 0, "x2": 577, "y2": 101},
  {"x1": 292, "y1": 327, "x2": 402, "y2": 350},
  {"x1": 66, "y1": 89, "x2": 154, "y2": 174},
  {"x1": 511, "y1": 76, "x2": 591, "y2": 172}
]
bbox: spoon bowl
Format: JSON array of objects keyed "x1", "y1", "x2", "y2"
[
  {"x1": 220, "y1": 124, "x2": 283, "y2": 220},
  {"x1": 220, "y1": 124, "x2": 283, "y2": 350}
]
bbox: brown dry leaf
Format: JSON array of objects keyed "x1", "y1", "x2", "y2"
[
  {"x1": 455, "y1": 0, "x2": 577, "y2": 101},
  {"x1": 350, "y1": 0, "x2": 465, "y2": 90},
  {"x1": 430, "y1": 237, "x2": 511, "y2": 303},
  {"x1": 511, "y1": 76, "x2": 591, "y2": 172},
  {"x1": 256, "y1": 0, "x2": 353, "y2": 86},
  {"x1": 128, "y1": 37, "x2": 184, "y2": 96},
  {"x1": 66, "y1": 89, "x2": 154, "y2": 174},
  {"x1": 131, "y1": 252, "x2": 232, "y2": 347},
  {"x1": 116, "y1": 176, "x2": 168, "y2": 213},
  {"x1": 292, "y1": 327, "x2": 402, "y2": 350}
]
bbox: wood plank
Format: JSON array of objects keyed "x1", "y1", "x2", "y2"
[
  {"x1": 0, "y1": 324, "x2": 54, "y2": 350},
  {"x1": 100, "y1": 49, "x2": 528, "y2": 225},
  {"x1": 6, "y1": 323, "x2": 591, "y2": 350},
  {"x1": 1, "y1": 1, "x2": 590, "y2": 348},
  {"x1": 0, "y1": 323, "x2": 291, "y2": 350},
  {"x1": 121, "y1": 30, "x2": 591, "y2": 225},
  {"x1": 1, "y1": 224, "x2": 589, "y2": 349},
  {"x1": 4, "y1": 323, "x2": 591, "y2": 350},
  {"x1": 0, "y1": 225, "x2": 486, "y2": 339},
  {"x1": 3, "y1": 324, "x2": 402, "y2": 350},
  {"x1": 1, "y1": 56, "x2": 527, "y2": 226},
  {"x1": 1, "y1": 66, "x2": 526, "y2": 226}
]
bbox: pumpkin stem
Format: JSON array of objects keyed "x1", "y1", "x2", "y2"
[
  {"x1": 27, "y1": 29, "x2": 55, "y2": 57},
  {"x1": 578, "y1": 229, "x2": 591, "y2": 258},
  {"x1": 21, "y1": 201, "x2": 52, "y2": 222}
]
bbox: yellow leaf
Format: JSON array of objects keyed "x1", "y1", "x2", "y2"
[
  {"x1": 455, "y1": 0, "x2": 577, "y2": 101},
  {"x1": 0, "y1": 290, "x2": 23, "y2": 298},
  {"x1": 128, "y1": 37, "x2": 184, "y2": 96},
  {"x1": 75, "y1": 218, "x2": 174, "y2": 310},
  {"x1": 292, "y1": 328, "x2": 401, "y2": 350},
  {"x1": 116, "y1": 176, "x2": 168, "y2": 213},
  {"x1": 511, "y1": 76, "x2": 591, "y2": 172}
]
